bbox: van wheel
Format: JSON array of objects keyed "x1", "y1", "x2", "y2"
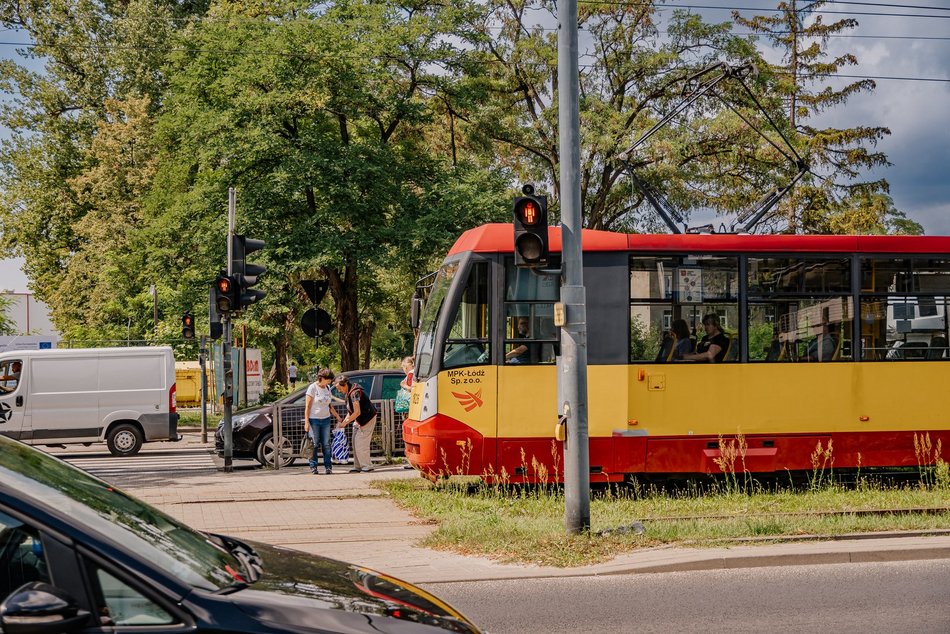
[
  {"x1": 255, "y1": 432, "x2": 296, "y2": 468},
  {"x1": 107, "y1": 424, "x2": 143, "y2": 457}
]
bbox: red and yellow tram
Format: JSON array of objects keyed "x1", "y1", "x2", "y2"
[{"x1": 403, "y1": 224, "x2": 950, "y2": 482}]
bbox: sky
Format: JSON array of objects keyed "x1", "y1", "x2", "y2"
[{"x1": 1, "y1": 0, "x2": 948, "y2": 293}]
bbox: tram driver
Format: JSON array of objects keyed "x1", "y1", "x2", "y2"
[
  {"x1": 681, "y1": 314, "x2": 730, "y2": 363},
  {"x1": 505, "y1": 316, "x2": 531, "y2": 364}
]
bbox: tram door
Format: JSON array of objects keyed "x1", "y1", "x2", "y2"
[{"x1": 496, "y1": 264, "x2": 560, "y2": 479}]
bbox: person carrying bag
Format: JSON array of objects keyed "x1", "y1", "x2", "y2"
[{"x1": 335, "y1": 375, "x2": 377, "y2": 473}]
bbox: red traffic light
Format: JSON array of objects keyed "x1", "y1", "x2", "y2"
[
  {"x1": 512, "y1": 190, "x2": 548, "y2": 267},
  {"x1": 516, "y1": 200, "x2": 540, "y2": 226},
  {"x1": 182, "y1": 311, "x2": 195, "y2": 340},
  {"x1": 215, "y1": 275, "x2": 237, "y2": 313}
]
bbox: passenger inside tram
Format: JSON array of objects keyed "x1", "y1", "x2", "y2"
[
  {"x1": 681, "y1": 314, "x2": 730, "y2": 363},
  {"x1": 670, "y1": 319, "x2": 695, "y2": 361}
]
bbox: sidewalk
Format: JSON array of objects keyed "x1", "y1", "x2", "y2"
[{"x1": 118, "y1": 433, "x2": 950, "y2": 585}]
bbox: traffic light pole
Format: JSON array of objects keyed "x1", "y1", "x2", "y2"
[
  {"x1": 221, "y1": 317, "x2": 233, "y2": 472},
  {"x1": 558, "y1": 0, "x2": 590, "y2": 533},
  {"x1": 199, "y1": 335, "x2": 208, "y2": 443},
  {"x1": 220, "y1": 187, "x2": 237, "y2": 473}
]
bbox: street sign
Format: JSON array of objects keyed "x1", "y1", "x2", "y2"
[
  {"x1": 300, "y1": 280, "x2": 329, "y2": 305},
  {"x1": 301, "y1": 308, "x2": 333, "y2": 338}
]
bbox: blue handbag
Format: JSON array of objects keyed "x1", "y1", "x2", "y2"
[{"x1": 394, "y1": 388, "x2": 411, "y2": 414}]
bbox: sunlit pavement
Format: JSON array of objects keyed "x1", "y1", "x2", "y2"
[{"x1": 42, "y1": 431, "x2": 950, "y2": 584}]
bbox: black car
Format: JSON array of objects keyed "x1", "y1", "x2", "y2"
[
  {"x1": 0, "y1": 434, "x2": 479, "y2": 634},
  {"x1": 215, "y1": 369, "x2": 405, "y2": 467}
]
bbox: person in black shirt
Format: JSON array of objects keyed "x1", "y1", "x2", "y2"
[
  {"x1": 682, "y1": 314, "x2": 730, "y2": 363},
  {"x1": 334, "y1": 375, "x2": 378, "y2": 472},
  {"x1": 505, "y1": 316, "x2": 532, "y2": 364}
]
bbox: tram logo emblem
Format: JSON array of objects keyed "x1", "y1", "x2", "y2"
[{"x1": 452, "y1": 389, "x2": 483, "y2": 412}]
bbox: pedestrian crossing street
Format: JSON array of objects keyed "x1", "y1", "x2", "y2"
[{"x1": 62, "y1": 448, "x2": 217, "y2": 480}]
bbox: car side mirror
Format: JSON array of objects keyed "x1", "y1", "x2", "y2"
[{"x1": 0, "y1": 582, "x2": 91, "y2": 634}]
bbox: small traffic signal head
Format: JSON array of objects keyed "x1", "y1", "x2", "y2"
[
  {"x1": 513, "y1": 187, "x2": 549, "y2": 267},
  {"x1": 215, "y1": 275, "x2": 237, "y2": 313},
  {"x1": 181, "y1": 311, "x2": 195, "y2": 340}
]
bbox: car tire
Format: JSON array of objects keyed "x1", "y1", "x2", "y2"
[
  {"x1": 107, "y1": 423, "x2": 143, "y2": 457},
  {"x1": 255, "y1": 432, "x2": 296, "y2": 468}
]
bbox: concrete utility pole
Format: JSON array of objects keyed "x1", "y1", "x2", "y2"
[
  {"x1": 221, "y1": 187, "x2": 236, "y2": 473},
  {"x1": 557, "y1": 0, "x2": 590, "y2": 533}
]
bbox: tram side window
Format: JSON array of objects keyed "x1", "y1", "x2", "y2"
[
  {"x1": 442, "y1": 262, "x2": 490, "y2": 369},
  {"x1": 630, "y1": 256, "x2": 738, "y2": 362},
  {"x1": 860, "y1": 258, "x2": 950, "y2": 361},
  {"x1": 747, "y1": 257, "x2": 853, "y2": 362},
  {"x1": 504, "y1": 264, "x2": 559, "y2": 365}
]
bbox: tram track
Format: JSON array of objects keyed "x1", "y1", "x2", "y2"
[{"x1": 641, "y1": 506, "x2": 950, "y2": 523}]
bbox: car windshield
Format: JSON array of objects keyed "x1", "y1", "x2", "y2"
[{"x1": 0, "y1": 438, "x2": 242, "y2": 591}]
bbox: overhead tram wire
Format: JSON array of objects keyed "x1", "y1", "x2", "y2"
[{"x1": 575, "y1": 1, "x2": 950, "y2": 19}]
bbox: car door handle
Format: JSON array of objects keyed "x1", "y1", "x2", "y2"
[{"x1": 16, "y1": 396, "x2": 23, "y2": 407}]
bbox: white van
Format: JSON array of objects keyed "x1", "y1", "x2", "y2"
[{"x1": 0, "y1": 347, "x2": 179, "y2": 456}]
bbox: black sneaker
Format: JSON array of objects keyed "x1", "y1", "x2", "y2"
[
  {"x1": 325, "y1": 469, "x2": 333, "y2": 475},
  {"x1": 348, "y1": 468, "x2": 361, "y2": 473},
  {"x1": 310, "y1": 468, "x2": 318, "y2": 475}
]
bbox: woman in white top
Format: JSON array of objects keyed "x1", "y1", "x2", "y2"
[{"x1": 304, "y1": 368, "x2": 343, "y2": 474}]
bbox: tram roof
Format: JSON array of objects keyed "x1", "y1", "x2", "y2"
[{"x1": 447, "y1": 223, "x2": 950, "y2": 257}]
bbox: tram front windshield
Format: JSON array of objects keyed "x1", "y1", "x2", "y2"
[{"x1": 415, "y1": 260, "x2": 460, "y2": 379}]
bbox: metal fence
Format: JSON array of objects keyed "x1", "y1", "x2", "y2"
[{"x1": 271, "y1": 399, "x2": 407, "y2": 469}]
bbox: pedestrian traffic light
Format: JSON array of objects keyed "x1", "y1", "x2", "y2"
[
  {"x1": 181, "y1": 311, "x2": 195, "y2": 340},
  {"x1": 214, "y1": 274, "x2": 238, "y2": 314},
  {"x1": 230, "y1": 234, "x2": 267, "y2": 311},
  {"x1": 513, "y1": 184, "x2": 548, "y2": 267}
]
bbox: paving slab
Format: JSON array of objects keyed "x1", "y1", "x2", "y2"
[{"x1": 104, "y1": 433, "x2": 950, "y2": 585}]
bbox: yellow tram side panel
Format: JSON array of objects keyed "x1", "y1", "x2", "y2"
[
  {"x1": 430, "y1": 363, "x2": 950, "y2": 442},
  {"x1": 631, "y1": 362, "x2": 950, "y2": 436}
]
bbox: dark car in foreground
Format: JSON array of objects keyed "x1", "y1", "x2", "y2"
[
  {"x1": 215, "y1": 369, "x2": 405, "y2": 467},
  {"x1": 0, "y1": 434, "x2": 479, "y2": 634}
]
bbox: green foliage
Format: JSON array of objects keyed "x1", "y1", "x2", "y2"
[
  {"x1": 733, "y1": 1, "x2": 906, "y2": 233},
  {"x1": 0, "y1": 294, "x2": 15, "y2": 335},
  {"x1": 630, "y1": 315, "x2": 662, "y2": 361},
  {"x1": 456, "y1": 1, "x2": 788, "y2": 231}
]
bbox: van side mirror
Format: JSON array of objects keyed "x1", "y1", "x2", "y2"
[{"x1": 0, "y1": 582, "x2": 91, "y2": 634}]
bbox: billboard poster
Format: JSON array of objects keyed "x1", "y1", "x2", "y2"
[{"x1": 245, "y1": 348, "x2": 263, "y2": 405}]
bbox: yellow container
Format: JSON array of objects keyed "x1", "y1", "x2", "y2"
[{"x1": 175, "y1": 362, "x2": 202, "y2": 407}]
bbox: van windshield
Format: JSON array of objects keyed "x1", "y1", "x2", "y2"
[{"x1": 0, "y1": 437, "x2": 241, "y2": 590}]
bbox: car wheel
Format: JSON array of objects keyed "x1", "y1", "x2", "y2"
[
  {"x1": 255, "y1": 432, "x2": 296, "y2": 468},
  {"x1": 107, "y1": 423, "x2": 143, "y2": 457}
]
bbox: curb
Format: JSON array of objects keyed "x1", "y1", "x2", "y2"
[{"x1": 414, "y1": 536, "x2": 950, "y2": 584}]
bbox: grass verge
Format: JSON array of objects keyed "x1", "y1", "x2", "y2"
[{"x1": 379, "y1": 478, "x2": 950, "y2": 567}]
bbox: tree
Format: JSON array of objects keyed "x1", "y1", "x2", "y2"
[
  {"x1": 152, "y1": 1, "x2": 507, "y2": 373},
  {"x1": 0, "y1": 294, "x2": 15, "y2": 335},
  {"x1": 451, "y1": 2, "x2": 793, "y2": 231},
  {"x1": 0, "y1": 0, "x2": 204, "y2": 336},
  {"x1": 733, "y1": 0, "x2": 901, "y2": 233}
]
